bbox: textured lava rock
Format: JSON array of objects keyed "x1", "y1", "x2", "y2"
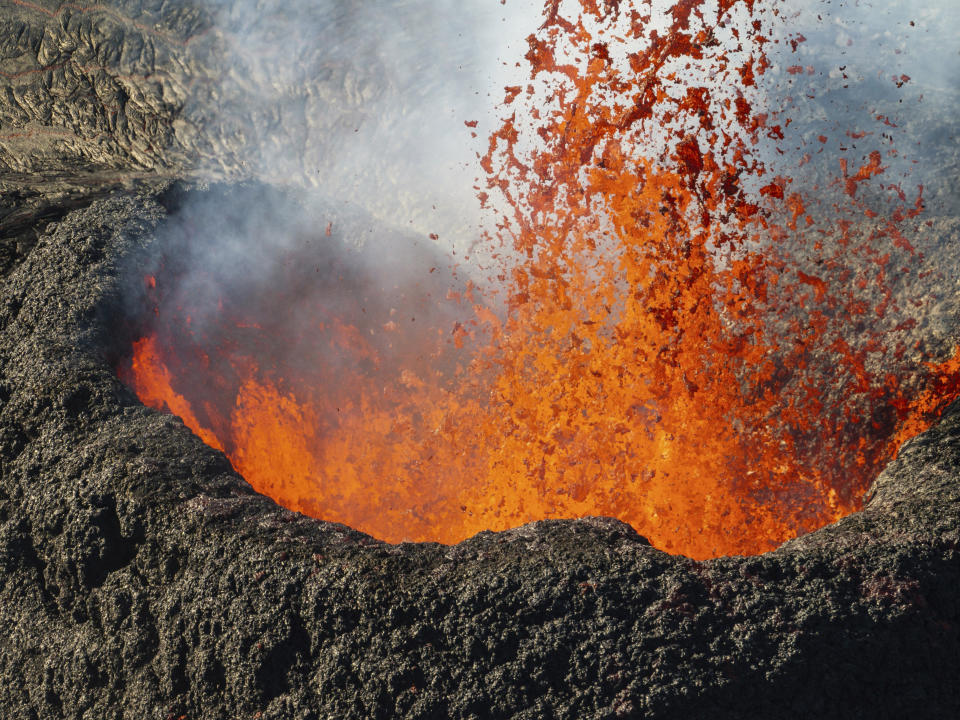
[
  {"x1": 1, "y1": 1, "x2": 959, "y2": 718},
  {"x1": 0, "y1": 0, "x2": 377, "y2": 181},
  {"x1": 0, "y1": 189, "x2": 957, "y2": 720}
]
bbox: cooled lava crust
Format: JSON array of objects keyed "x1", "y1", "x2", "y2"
[
  {"x1": 1, "y1": 1, "x2": 960, "y2": 718},
  {"x1": 0, "y1": 189, "x2": 957, "y2": 719}
]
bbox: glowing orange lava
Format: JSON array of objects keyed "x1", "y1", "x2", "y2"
[{"x1": 120, "y1": 0, "x2": 960, "y2": 558}]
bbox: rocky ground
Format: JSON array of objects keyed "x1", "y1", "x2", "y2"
[
  {"x1": 0, "y1": 190, "x2": 957, "y2": 719},
  {"x1": 1, "y1": 1, "x2": 959, "y2": 718}
]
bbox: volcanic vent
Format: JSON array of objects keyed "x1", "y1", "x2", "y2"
[
  {"x1": 2, "y1": 0, "x2": 960, "y2": 717},
  {"x1": 115, "y1": 0, "x2": 960, "y2": 559},
  {"x1": 114, "y1": 180, "x2": 955, "y2": 560}
]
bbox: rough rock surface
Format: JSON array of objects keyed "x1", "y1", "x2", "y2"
[
  {"x1": 0, "y1": 0, "x2": 382, "y2": 181},
  {"x1": 0, "y1": 190, "x2": 956, "y2": 720},
  {"x1": 1, "y1": 1, "x2": 959, "y2": 718}
]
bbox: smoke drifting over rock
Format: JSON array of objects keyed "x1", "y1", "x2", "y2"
[{"x1": 177, "y1": 0, "x2": 543, "y2": 246}]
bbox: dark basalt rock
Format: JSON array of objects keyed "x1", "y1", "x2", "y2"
[
  {"x1": 0, "y1": 188, "x2": 956, "y2": 720},
  {"x1": 1, "y1": 1, "x2": 959, "y2": 718}
]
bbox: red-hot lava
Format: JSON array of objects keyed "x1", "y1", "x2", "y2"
[{"x1": 119, "y1": 0, "x2": 960, "y2": 559}]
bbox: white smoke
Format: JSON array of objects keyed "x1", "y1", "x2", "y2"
[
  {"x1": 187, "y1": 0, "x2": 544, "y2": 255},
  {"x1": 169, "y1": 0, "x2": 958, "y2": 263}
]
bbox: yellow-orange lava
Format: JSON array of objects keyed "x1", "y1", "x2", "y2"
[{"x1": 120, "y1": 0, "x2": 960, "y2": 558}]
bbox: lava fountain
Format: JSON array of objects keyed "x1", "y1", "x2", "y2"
[{"x1": 118, "y1": 0, "x2": 960, "y2": 559}]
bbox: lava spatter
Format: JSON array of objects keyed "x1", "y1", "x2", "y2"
[{"x1": 120, "y1": 0, "x2": 960, "y2": 559}]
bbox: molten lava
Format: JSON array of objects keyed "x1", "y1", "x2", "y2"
[{"x1": 120, "y1": 0, "x2": 960, "y2": 559}]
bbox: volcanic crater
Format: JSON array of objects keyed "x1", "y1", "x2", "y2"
[
  {"x1": 1, "y1": 0, "x2": 959, "y2": 718},
  {"x1": 2, "y1": 183, "x2": 959, "y2": 717}
]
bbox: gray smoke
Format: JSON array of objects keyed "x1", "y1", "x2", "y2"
[
  {"x1": 127, "y1": 0, "x2": 547, "y2": 400},
  {"x1": 763, "y1": 0, "x2": 960, "y2": 212},
  {"x1": 130, "y1": 0, "x2": 959, "y2": 398}
]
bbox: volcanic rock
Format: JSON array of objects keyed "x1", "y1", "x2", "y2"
[
  {"x1": 1, "y1": 1, "x2": 959, "y2": 718},
  {"x1": 0, "y1": 181, "x2": 956, "y2": 720}
]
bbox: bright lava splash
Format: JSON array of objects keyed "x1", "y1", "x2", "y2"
[{"x1": 119, "y1": 0, "x2": 960, "y2": 559}]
